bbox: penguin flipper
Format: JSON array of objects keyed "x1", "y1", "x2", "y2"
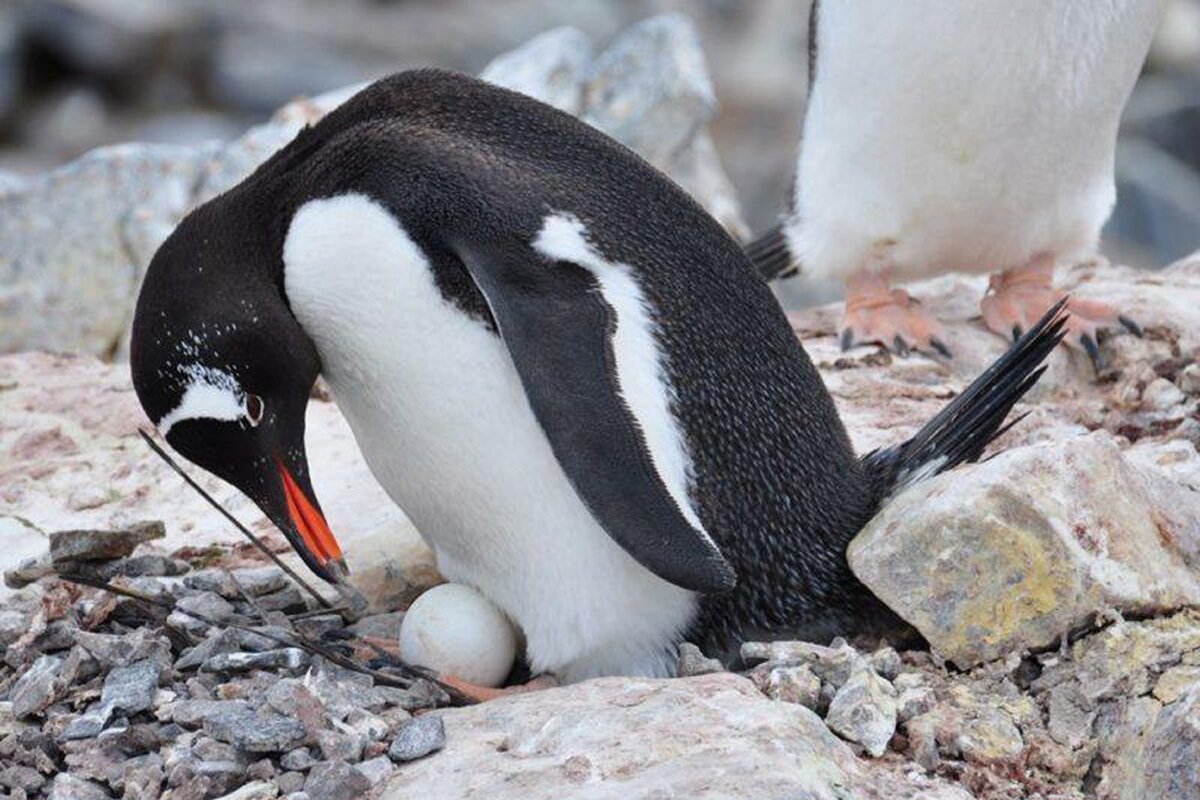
[{"x1": 453, "y1": 239, "x2": 736, "y2": 595}]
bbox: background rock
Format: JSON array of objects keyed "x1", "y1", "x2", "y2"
[{"x1": 0, "y1": 14, "x2": 743, "y2": 359}]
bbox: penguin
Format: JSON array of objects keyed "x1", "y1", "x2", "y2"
[
  {"x1": 746, "y1": 0, "x2": 1162, "y2": 368},
  {"x1": 130, "y1": 70, "x2": 1065, "y2": 688}
]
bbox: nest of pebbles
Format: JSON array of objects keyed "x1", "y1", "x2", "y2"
[{"x1": 0, "y1": 522, "x2": 452, "y2": 800}]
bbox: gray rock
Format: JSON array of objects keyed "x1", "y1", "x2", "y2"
[
  {"x1": 49, "y1": 521, "x2": 164, "y2": 563},
  {"x1": 346, "y1": 612, "x2": 405, "y2": 642},
  {"x1": 186, "y1": 567, "x2": 288, "y2": 599},
  {"x1": 10, "y1": 654, "x2": 64, "y2": 719},
  {"x1": 0, "y1": 142, "x2": 211, "y2": 356},
  {"x1": 583, "y1": 14, "x2": 714, "y2": 168},
  {"x1": 387, "y1": 715, "x2": 445, "y2": 763},
  {"x1": 277, "y1": 772, "x2": 306, "y2": 794},
  {"x1": 280, "y1": 747, "x2": 319, "y2": 772},
  {"x1": 192, "y1": 760, "x2": 243, "y2": 796},
  {"x1": 172, "y1": 699, "x2": 254, "y2": 729},
  {"x1": 907, "y1": 716, "x2": 941, "y2": 772},
  {"x1": 675, "y1": 642, "x2": 725, "y2": 677},
  {"x1": 850, "y1": 433, "x2": 1200, "y2": 668},
  {"x1": 749, "y1": 663, "x2": 822, "y2": 711},
  {"x1": 72, "y1": 627, "x2": 172, "y2": 669},
  {"x1": 868, "y1": 647, "x2": 903, "y2": 681},
  {"x1": 101, "y1": 659, "x2": 160, "y2": 714},
  {"x1": 46, "y1": 773, "x2": 110, "y2": 800},
  {"x1": 175, "y1": 591, "x2": 236, "y2": 624},
  {"x1": 99, "y1": 554, "x2": 189, "y2": 579},
  {"x1": 1141, "y1": 685, "x2": 1200, "y2": 799},
  {"x1": 292, "y1": 613, "x2": 344, "y2": 640},
  {"x1": 343, "y1": 708, "x2": 389, "y2": 743},
  {"x1": 1180, "y1": 363, "x2": 1200, "y2": 397},
  {"x1": 247, "y1": 585, "x2": 304, "y2": 613},
  {"x1": 301, "y1": 662, "x2": 384, "y2": 720},
  {"x1": 824, "y1": 665, "x2": 898, "y2": 758},
  {"x1": 175, "y1": 627, "x2": 278, "y2": 670},
  {"x1": 579, "y1": 14, "x2": 745, "y2": 238},
  {"x1": 955, "y1": 710, "x2": 1025, "y2": 766},
  {"x1": 61, "y1": 659, "x2": 160, "y2": 740},
  {"x1": 355, "y1": 756, "x2": 394, "y2": 787},
  {"x1": 213, "y1": 780, "x2": 280, "y2": 800},
  {"x1": 2, "y1": 553, "x2": 54, "y2": 590},
  {"x1": 305, "y1": 760, "x2": 370, "y2": 800},
  {"x1": 202, "y1": 703, "x2": 308, "y2": 753},
  {"x1": 315, "y1": 729, "x2": 364, "y2": 763},
  {"x1": 0, "y1": 765, "x2": 45, "y2": 794},
  {"x1": 480, "y1": 27, "x2": 593, "y2": 115},
  {"x1": 896, "y1": 687, "x2": 937, "y2": 724},
  {"x1": 201, "y1": 648, "x2": 309, "y2": 674},
  {"x1": 739, "y1": 639, "x2": 861, "y2": 688},
  {"x1": 0, "y1": 609, "x2": 29, "y2": 646}
]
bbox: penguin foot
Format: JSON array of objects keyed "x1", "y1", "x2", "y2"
[
  {"x1": 841, "y1": 270, "x2": 951, "y2": 358},
  {"x1": 981, "y1": 264, "x2": 1141, "y2": 376},
  {"x1": 436, "y1": 673, "x2": 559, "y2": 704}
]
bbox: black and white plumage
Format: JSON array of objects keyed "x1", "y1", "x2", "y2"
[
  {"x1": 748, "y1": 0, "x2": 1161, "y2": 363},
  {"x1": 131, "y1": 70, "x2": 1064, "y2": 681}
]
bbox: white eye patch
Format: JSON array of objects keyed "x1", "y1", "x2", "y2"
[{"x1": 157, "y1": 366, "x2": 248, "y2": 436}]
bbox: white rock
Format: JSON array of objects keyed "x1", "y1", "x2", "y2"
[
  {"x1": 374, "y1": 673, "x2": 971, "y2": 799},
  {"x1": 399, "y1": 583, "x2": 517, "y2": 688}
]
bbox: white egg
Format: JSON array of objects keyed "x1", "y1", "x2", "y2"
[{"x1": 398, "y1": 583, "x2": 518, "y2": 688}]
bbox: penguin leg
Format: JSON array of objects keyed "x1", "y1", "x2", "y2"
[
  {"x1": 436, "y1": 673, "x2": 559, "y2": 704},
  {"x1": 981, "y1": 257, "x2": 1141, "y2": 375},
  {"x1": 841, "y1": 269, "x2": 951, "y2": 357}
]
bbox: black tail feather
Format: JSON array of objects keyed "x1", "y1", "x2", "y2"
[
  {"x1": 862, "y1": 298, "x2": 1069, "y2": 498},
  {"x1": 744, "y1": 225, "x2": 798, "y2": 281}
]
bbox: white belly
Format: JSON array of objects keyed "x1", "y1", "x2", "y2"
[
  {"x1": 792, "y1": 0, "x2": 1162, "y2": 281},
  {"x1": 282, "y1": 194, "x2": 697, "y2": 681}
]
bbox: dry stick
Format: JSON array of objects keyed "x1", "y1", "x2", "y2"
[
  {"x1": 137, "y1": 429, "x2": 333, "y2": 610},
  {"x1": 57, "y1": 572, "x2": 476, "y2": 706}
]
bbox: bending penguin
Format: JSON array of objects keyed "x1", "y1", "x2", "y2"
[
  {"x1": 131, "y1": 70, "x2": 1065, "y2": 688},
  {"x1": 746, "y1": 0, "x2": 1162, "y2": 368}
]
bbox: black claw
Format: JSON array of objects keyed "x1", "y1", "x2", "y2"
[
  {"x1": 1117, "y1": 314, "x2": 1143, "y2": 337},
  {"x1": 930, "y1": 337, "x2": 953, "y2": 359},
  {"x1": 1011, "y1": 324, "x2": 1024, "y2": 343},
  {"x1": 892, "y1": 335, "x2": 911, "y2": 357},
  {"x1": 840, "y1": 328, "x2": 854, "y2": 352},
  {"x1": 1080, "y1": 333, "x2": 1107, "y2": 374}
]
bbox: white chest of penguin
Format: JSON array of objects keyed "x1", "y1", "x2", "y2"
[{"x1": 281, "y1": 193, "x2": 697, "y2": 682}]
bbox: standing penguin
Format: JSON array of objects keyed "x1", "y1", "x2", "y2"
[
  {"x1": 131, "y1": 70, "x2": 1064, "y2": 687},
  {"x1": 747, "y1": 0, "x2": 1162, "y2": 367}
]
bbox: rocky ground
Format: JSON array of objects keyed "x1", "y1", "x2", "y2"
[{"x1": 2, "y1": 13, "x2": 1200, "y2": 800}]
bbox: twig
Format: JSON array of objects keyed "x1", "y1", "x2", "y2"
[
  {"x1": 137, "y1": 429, "x2": 333, "y2": 610},
  {"x1": 57, "y1": 572, "x2": 476, "y2": 706}
]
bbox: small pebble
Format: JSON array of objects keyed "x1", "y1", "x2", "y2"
[
  {"x1": 305, "y1": 760, "x2": 370, "y2": 800},
  {"x1": 676, "y1": 643, "x2": 725, "y2": 677},
  {"x1": 388, "y1": 715, "x2": 446, "y2": 763}
]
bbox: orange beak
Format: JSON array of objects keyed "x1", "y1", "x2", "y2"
[{"x1": 278, "y1": 460, "x2": 346, "y2": 579}]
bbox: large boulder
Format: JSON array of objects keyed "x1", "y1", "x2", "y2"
[
  {"x1": 849, "y1": 432, "x2": 1200, "y2": 668},
  {"x1": 0, "y1": 14, "x2": 744, "y2": 359},
  {"x1": 375, "y1": 673, "x2": 970, "y2": 799}
]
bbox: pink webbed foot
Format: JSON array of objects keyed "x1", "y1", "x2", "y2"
[
  {"x1": 982, "y1": 261, "x2": 1141, "y2": 374},
  {"x1": 840, "y1": 270, "x2": 952, "y2": 358}
]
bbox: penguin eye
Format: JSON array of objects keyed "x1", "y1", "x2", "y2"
[{"x1": 245, "y1": 394, "x2": 264, "y2": 427}]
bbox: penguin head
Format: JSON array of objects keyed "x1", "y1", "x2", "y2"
[{"x1": 129, "y1": 201, "x2": 347, "y2": 584}]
